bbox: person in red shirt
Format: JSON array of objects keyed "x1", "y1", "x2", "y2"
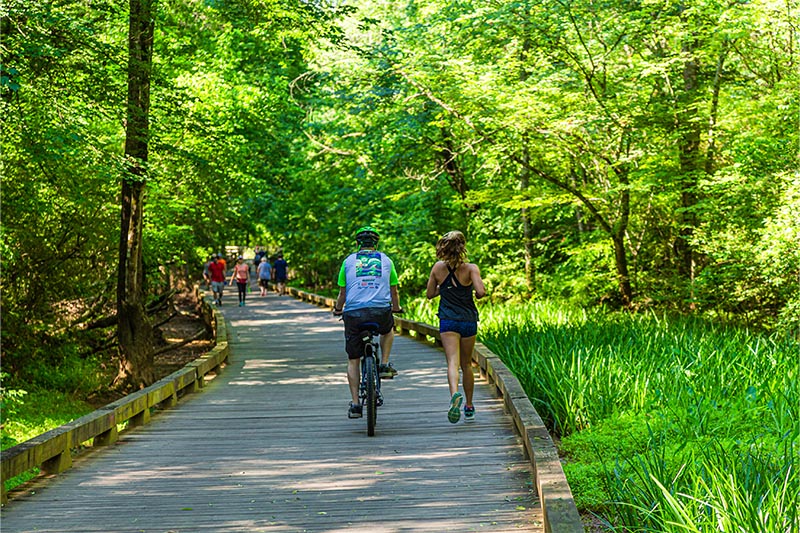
[{"x1": 208, "y1": 255, "x2": 227, "y2": 306}]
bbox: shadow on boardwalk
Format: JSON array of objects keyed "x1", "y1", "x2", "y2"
[{"x1": 1, "y1": 290, "x2": 544, "y2": 533}]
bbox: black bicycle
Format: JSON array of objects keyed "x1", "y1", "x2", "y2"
[
  {"x1": 356, "y1": 321, "x2": 383, "y2": 436},
  {"x1": 335, "y1": 309, "x2": 402, "y2": 436}
]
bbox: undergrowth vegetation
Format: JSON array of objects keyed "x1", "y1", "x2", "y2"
[
  {"x1": 1, "y1": 382, "x2": 95, "y2": 492},
  {"x1": 405, "y1": 298, "x2": 800, "y2": 532}
]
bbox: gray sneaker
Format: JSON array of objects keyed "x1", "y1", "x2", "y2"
[
  {"x1": 348, "y1": 402, "x2": 363, "y2": 419},
  {"x1": 379, "y1": 363, "x2": 398, "y2": 379}
]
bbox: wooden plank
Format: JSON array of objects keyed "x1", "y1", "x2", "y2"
[
  {"x1": 1, "y1": 292, "x2": 545, "y2": 532},
  {"x1": 1, "y1": 294, "x2": 229, "y2": 503}
]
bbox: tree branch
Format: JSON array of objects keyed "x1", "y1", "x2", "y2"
[
  {"x1": 394, "y1": 67, "x2": 617, "y2": 235},
  {"x1": 149, "y1": 328, "x2": 208, "y2": 358}
]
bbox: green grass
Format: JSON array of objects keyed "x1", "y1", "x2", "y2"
[
  {"x1": 1, "y1": 387, "x2": 94, "y2": 492},
  {"x1": 405, "y1": 298, "x2": 800, "y2": 532}
]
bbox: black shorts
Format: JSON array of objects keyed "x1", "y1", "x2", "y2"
[
  {"x1": 259, "y1": 279, "x2": 270, "y2": 288},
  {"x1": 342, "y1": 307, "x2": 394, "y2": 360}
]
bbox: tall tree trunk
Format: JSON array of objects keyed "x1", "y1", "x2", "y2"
[
  {"x1": 439, "y1": 127, "x2": 471, "y2": 230},
  {"x1": 613, "y1": 165, "x2": 633, "y2": 307},
  {"x1": 612, "y1": 233, "x2": 633, "y2": 307},
  {"x1": 676, "y1": 47, "x2": 700, "y2": 281},
  {"x1": 520, "y1": 149, "x2": 535, "y2": 293},
  {"x1": 440, "y1": 127, "x2": 467, "y2": 200},
  {"x1": 705, "y1": 43, "x2": 729, "y2": 176},
  {"x1": 115, "y1": 0, "x2": 155, "y2": 390},
  {"x1": 518, "y1": 30, "x2": 535, "y2": 294},
  {"x1": 674, "y1": 19, "x2": 703, "y2": 306}
]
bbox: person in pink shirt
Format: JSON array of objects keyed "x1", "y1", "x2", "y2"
[{"x1": 229, "y1": 256, "x2": 250, "y2": 307}]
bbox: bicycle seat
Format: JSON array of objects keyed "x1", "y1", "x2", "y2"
[{"x1": 357, "y1": 321, "x2": 380, "y2": 332}]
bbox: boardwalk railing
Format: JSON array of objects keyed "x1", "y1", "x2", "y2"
[
  {"x1": 288, "y1": 287, "x2": 584, "y2": 533},
  {"x1": 0, "y1": 287, "x2": 229, "y2": 505}
]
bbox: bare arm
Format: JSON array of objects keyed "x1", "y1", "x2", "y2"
[
  {"x1": 471, "y1": 264, "x2": 486, "y2": 299},
  {"x1": 334, "y1": 287, "x2": 346, "y2": 312},
  {"x1": 390, "y1": 285, "x2": 401, "y2": 312},
  {"x1": 426, "y1": 264, "x2": 441, "y2": 299}
]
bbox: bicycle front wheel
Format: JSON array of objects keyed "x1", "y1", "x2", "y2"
[{"x1": 364, "y1": 354, "x2": 378, "y2": 436}]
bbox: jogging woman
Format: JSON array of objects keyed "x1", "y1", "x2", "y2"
[{"x1": 426, "y1": 231, "x2": 486, "y2": 423}]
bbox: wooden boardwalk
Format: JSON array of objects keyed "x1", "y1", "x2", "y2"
[{"x1": 1, "y1": 290, "x2": 544, "y2": 532}]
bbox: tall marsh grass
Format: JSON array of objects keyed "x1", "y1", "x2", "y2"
[{"x1": 405, "y1": 298, "x2": 800, "y2": 532}]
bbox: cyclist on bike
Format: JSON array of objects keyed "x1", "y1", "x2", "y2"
[{"x1": 333, "y1": 226, "x2": 402, "y2": 419}]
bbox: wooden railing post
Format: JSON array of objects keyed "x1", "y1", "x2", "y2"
[{"x1": 93, "y1": 425, "x2": 119, "y2": 446}]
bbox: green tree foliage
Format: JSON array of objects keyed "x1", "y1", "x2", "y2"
[
  {"x1": 297, "y1": 0, "x2": 798, "y2": 325},
  {"x1": 0, "y1": 0, "x2": 333, "y2": 389},
  {"x1": 1, "y1": 0, "x2": 797, "y2": 392},
  {"x1": 1, "y1": 0, "x2": 127, "y2": 381}
]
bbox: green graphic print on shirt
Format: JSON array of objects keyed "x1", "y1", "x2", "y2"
[{"x1": 356, "y1": 252, "x2": 382, "y2": 277}]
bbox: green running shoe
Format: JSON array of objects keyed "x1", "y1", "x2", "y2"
[{"x1": 448, "y1": 392, "x2": 463, "y2": 423}]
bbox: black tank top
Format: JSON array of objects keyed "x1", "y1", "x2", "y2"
[{"x1": 438, "y1": 266, "x2": 479, "y2": 322}]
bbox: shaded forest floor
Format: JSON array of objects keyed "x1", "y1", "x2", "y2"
[
  {"x1": 86, "y1": 287, "x2": 214, "y2": 409},
  {"x1": 151, "y1": 288, "x2": 214, "y2": 378}
]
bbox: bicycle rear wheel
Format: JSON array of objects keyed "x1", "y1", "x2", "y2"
[{"x1": 364, "y1": 354, "x2": 378, "y2": 436}]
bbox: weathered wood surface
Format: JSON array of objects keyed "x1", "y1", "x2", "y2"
[{"x1": 1, "y1": 290, "x2": 544, "y2": 532}]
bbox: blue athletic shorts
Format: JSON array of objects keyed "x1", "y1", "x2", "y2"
[{"x1": 439, "y1": 319, "x2": 477, "y2": 338}]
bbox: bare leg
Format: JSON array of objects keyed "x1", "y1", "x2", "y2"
[
  {"x1": 460, "y1": 335, "x2": 477, "y2": 406},
  {"x1": 347, "y1": 358, "x2": 360, "y2": 404},
  {"x1": 379, "y1": 329, "x2": 394, "y2": 365},
  {"x1": 440, "y1": 332, "x2": 462, "y2": 396}
]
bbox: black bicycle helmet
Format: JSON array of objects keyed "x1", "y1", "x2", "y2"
[{"x1": 355, "y1": 225, "x2": 380, "y2": 248}]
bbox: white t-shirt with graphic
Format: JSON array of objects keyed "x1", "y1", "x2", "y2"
[{"x1": 337, "y1": 250, "x2": 398, "y2": 311}]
